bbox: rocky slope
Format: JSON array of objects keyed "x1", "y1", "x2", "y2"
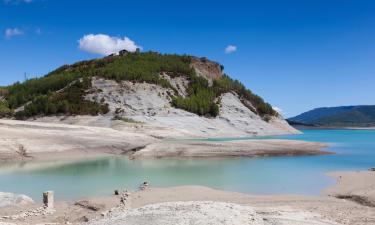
[
  {"x1": 84, "y1": 77, "x2": 296, "y2": 137},
  {"x1": 0, "y1": 51, "x2": 298, "y2": 137}
]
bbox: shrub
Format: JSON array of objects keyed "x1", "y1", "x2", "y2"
[{"x1": 0, "y1": 101, "x2": 11, "y2": 117}]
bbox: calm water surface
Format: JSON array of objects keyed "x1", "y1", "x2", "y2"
[{"x1": 0, "y1": 129, "x2": 374, "y2": 200}]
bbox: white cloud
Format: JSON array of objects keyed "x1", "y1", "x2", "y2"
[
  {"x1": 225, "y1": 45, "x2": 237, "y2": 54},
  {"x1": 4, "y1": 28, "x2": 24, "y2": 38},
  {"x1": 78, "y1": 34, "x2": 141, "y2": 56}
]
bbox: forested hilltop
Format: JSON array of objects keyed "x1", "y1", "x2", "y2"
[{"x1": 0, "y1": 51, "x2": 276, "y2": 120}]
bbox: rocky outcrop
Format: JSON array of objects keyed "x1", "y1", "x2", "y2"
[
  {"x1": 191, "y1": 57, "x2": 223, "y2": 80},
  {"x1": 160, "y1": 73, "x2": 189, "y2": 97}
]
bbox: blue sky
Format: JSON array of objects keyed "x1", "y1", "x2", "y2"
[{"x1": 1, "y1": 0, "x2": 374, "y2": 117}]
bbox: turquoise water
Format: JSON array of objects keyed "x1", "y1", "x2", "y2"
[{"x1": 0, "y1": 129, "x2": 374, "y2": 200}]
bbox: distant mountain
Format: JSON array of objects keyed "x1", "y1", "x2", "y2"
[{"x1": 289, "y1": 106, "x2": 375, "y2": 127}]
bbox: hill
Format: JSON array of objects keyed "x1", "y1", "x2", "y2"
[
  {"x1": 288, "y1": 105, "x2": 375, "y2": 127},
  {"x1": 0, "y1": 50, "x2": 297, "y2": 137}
]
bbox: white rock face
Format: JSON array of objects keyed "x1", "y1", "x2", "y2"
[
  {"x1": 0, "y1": 192, "x2": 34, "y2": 208},
  {"x1": 218, "y1": 92, "x2": 298, "y2": 136},
  {"x1": 86, "y1": 77, "x2": 184, "y2": 117},
  {"x1": 86, "y1": 201, "x2": 264, "y2": 225},
  {"x1": 86, "y1": 77, "x2": 298, "y2": 137},
  {"x1": 160, "y1": 73, "x2": 189, "y2": 97}
]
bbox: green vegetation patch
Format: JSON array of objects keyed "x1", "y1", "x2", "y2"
[
  {"x1": 14, "y1": 78, "x2": 109, "y2": 119},
  {"x1": 0, "y1": 101, "x2": 11, "y2": 117},
  {"x1": 172, "y1": 74, "x2": 219, "y2": 117},
  {"x1": 173, "y1": 73, "x2": 276, "y2": 118}
]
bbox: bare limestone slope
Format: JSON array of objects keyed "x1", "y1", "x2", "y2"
[
  {"x1": 84, "y1": 76, "x2": 298, "y2": 138},
  {"x1": 77, "y1": 56, "x2": 298, "y2": 138}
]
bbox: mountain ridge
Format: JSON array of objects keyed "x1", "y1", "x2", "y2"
[{"x1": 289, "y1": 105, "x2": 375, "y2": 127}]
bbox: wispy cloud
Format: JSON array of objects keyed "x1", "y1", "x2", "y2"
[
  {"x1": 78, "y1": 34, "x2": 141, "y2": 56},
  {"x1": 35, "y1": 28, "x2": 42, "y2": 35},
  {"x1": 225, "y1": 45, "x2": 237, "y2": 54},
  {"x1": 4, "y1": 28, "x2": 24, "y2": 39},
  {"x1": 3, "y1": 0, "x2": 33, "y2": 4}
]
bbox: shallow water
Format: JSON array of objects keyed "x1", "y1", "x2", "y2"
[{"x1": 0, "y1": 129, "x2": 374, "y2": 200}]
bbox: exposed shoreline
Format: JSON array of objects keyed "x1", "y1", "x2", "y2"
[
  {"x1": 324, "y1": 171, "x2": 375, "y2": 207},
  {"x1": 1, "y1": 170, "x2": 374, "y2": 224},
  {"x1": 130, "y1": 139, "x2": 330, "y2": 159},
  {"x1": 0, "y1": 139, "x2": 330, "y2": 163},
  {"x1": 0, "y1": 119, "x2": 330, "y2": 162},
  {"x1": 2, "y1": 118, "x2": 369, "y2": 224}
]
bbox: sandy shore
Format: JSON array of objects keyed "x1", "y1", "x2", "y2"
[
  {"x1": 0, "y1": 119, "x2": 329, "y2": 162},
  {"x1": 325, "y1": 171, "x2": 375, "y2": 207},
  {"x1": 1, "y1": 171, "x2": 375, "y2": 225}
]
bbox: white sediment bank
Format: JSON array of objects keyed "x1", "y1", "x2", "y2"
[{"x1": 0, "y1": 119, "x2": 328, "y2": 162}]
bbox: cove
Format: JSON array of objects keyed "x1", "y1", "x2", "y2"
[{"x1": 0, "y1": 129, "x2": 374, "y2": 201}]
